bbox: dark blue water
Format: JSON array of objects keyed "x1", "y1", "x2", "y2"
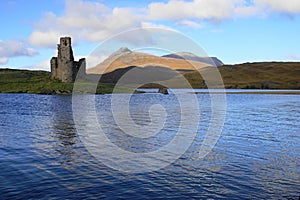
[{"x1": 0, "y1": 93, "x2": 299, "y2": 199}]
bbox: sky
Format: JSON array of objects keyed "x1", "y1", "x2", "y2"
[{"x1": 0, "y1": 0, "x2": 300, "y2": 71}]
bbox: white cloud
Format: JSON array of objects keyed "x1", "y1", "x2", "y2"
[
  {"x1": 235, "y1": 5, "x2": 262, "y2": 16},
  {"x1": 141, "y1": 22, "x2": 172, "y2": 29},
  {"x1": 0, "y1": 57, "x2": 8, "y2": 64},
  {"x1": 148, "y1": 0, "x2": 247, "y2": 21},
  {"x1": 26, "y1": 60, "x2": 50, "y2": 71},
  {"x1": 29, "y1": 0, "x2": 144, "y2": 47},
  {"x1": 236, "y1": 0, "x2": 300, "y2": 16},
  {"x1": 29, "y1": 0, "x2": 251, "y2": 48},
  {"x1": 254, "y1": 0, "x2": 300, "y2": 14},
  {"x1": 28, "y1": 0, "x2": 300, "y2": 49},
  {"x1": 177, "y1": 20, "x2": 203, "y2": 29},
  {"x1": 29, "y1": 31, "x2": 61, "y2": 48},
  {"x1": 0, "y1": 40, "x2": 38, "y2": 65}
]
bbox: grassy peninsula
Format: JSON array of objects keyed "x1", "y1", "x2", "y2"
[{"x1": 0, "y1": 68, "x2": 114, "y2": 94}]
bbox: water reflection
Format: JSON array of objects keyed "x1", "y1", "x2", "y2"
[
  {"x1": 50, "y1": 95, "x2": 77, "y2": 164},
  {"x1": 29, "y1": 95, "x2": 78, "y2": 165}
]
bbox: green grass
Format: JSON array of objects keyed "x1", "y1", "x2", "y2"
[
  {"x1": 1, "y1": 62, "x2": 300, "y2": 94},
  {"x1": 0, "y1": 69, "x2": 115, "y2": 94},
  {"x1": 183, "y1": 62, "x2": 300, "y2": 89}
]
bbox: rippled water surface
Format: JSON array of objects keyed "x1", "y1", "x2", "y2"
[{"x1": 0, "y1": 93, "x2": 299, "y2": 199}]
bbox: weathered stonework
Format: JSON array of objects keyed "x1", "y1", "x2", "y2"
[{"x1": 51, "y1": 37, "x2": 86, "y2": 83}]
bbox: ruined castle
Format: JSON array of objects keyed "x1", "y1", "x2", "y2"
[{"x1": 51, "y1": 37, "x2": 86, "y2": 83}]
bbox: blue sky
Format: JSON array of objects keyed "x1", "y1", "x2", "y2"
[{"x1": 1, "y1": 0, "x2": 300, "y2": 71}]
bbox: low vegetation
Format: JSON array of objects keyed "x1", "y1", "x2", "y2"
[
  {"x1": 184, "y1": 62, "x2": 300, "y2": 89},
  {"x1": 0, "y1": 69, "x2": 114, "y2": 94},
  {"x1": 1, "y1": 62, "x2": 299, "y2": 94},
  {"x1": 96, "y1": 62, "x2": 300, "y2": 89}
]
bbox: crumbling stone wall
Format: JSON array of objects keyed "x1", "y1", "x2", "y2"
[{"x1": 50, "y1": 37, "x2": 86, "y2": 83}]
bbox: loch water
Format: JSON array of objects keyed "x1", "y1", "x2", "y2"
[{"x1": 0, "y1": 92, "x2": 299, "y2": 199}]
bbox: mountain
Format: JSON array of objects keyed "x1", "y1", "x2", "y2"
[
  {"x1": 107, "y1": 47, "x2": 132, "y2": 58},
  {"x1": 87, "y1": 47, "x2": 213, "y2": 74},
  {"x1": 90, "y1": 61, "x2": 300, "y2": 89},
  {"x1": 162, "y1": 52, "x2": 223, "y2": 66},
  {"x1": 98, "y1": 65, "x2": 179, "y2": 84},
  {"x1": 183, "y1": 62, "x2": 300, "y2": 89}
]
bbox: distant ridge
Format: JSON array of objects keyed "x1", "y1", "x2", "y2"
[
  {"x1": 162, "y1": 52, "x2": 223, "y2": 66},
  {"x1": 109, "y1": 47, "x2": 132, "y2": 57},
  {"x1": 87, "y1": 47, "x2": 218, "y2": 74}
]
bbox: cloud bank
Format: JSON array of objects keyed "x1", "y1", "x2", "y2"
[
  {"x1": 0, "y1": 40, "x2": 38, "y2": 64},
  {"x1": 28, "y1": 0, "x2": 300, "y2": 48}
]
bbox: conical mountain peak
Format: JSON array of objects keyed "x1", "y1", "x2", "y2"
[{"x1": 115, "y1": 47, "x2": 132, "y2": 54}]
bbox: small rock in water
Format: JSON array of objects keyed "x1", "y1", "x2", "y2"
[{"x1": 158, "y1": 87, "x2": 168, "y2": 95}]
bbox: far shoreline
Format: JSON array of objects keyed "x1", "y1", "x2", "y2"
[
  {"x1": 1, "y1": 89, "x2": 300, "y2": 95},
  {"x1": 193, "y1": 91, "x2": 300, "y2": 95}
]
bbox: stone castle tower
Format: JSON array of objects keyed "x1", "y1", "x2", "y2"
[{"x1": 51, "y1": 37, "x2": 86, "y2": 83}]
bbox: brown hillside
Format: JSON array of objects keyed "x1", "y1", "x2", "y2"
[
  {"x1": 183, "y1": 62, "x2": 300, "y2": 89},
  {"x1": 87, "y1": 51, "x2": 209, "y2": 74},
  {"x1": 92, "y1": 61, "x2": 300, "y2": 89}
]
